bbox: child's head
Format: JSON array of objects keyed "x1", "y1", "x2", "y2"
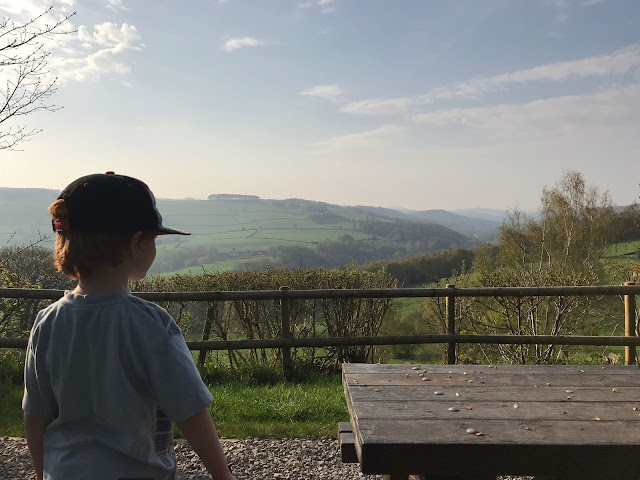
[{"x1": 50, "y1": 172, "x2": 189, "y2": 279}]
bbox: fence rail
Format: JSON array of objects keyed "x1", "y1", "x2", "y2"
[{"x1": 1, "y1": 284, "x2": 638, "y2": 372}]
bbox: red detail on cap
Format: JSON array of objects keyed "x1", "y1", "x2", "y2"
[
  {"x1": 83, "y1": 183, "x2": 89, "y2": 187},
  {"x1": 106, "y1": 171, "x2": 115, "y2": 174},
  {"x1": 53, "y1": 218, "x2": 70, "y2": 232}
]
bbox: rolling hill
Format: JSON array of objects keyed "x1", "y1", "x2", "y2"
[{"x1": 0, "y1": 189, "x2": 488, "y2": 274}]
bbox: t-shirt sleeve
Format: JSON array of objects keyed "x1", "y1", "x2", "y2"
[
  {"x1": 22, "y1": 319, "x2": 56, "y2": 417},
  {"x1": 136, "y1": 308, "x2": 213, "y2": 422}
]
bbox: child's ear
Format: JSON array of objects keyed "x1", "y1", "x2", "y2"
[{"x1": 128, "y1": 231, "x2": 145, "y2": 254}]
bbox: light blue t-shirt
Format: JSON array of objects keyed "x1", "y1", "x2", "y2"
[{"x1": 22, "y1": 290, "x2": 214, "y2": 480}]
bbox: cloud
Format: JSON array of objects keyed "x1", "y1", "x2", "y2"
[
  {"x1": 313, "y1": 125, "x2": 406, "y2": 153},
  {"x1": 0, "y1": 0, "x2": 73, "y2": 18},
  {"x1": 340, "y1": 45, "x2": 640, "y2": 116},
  {"x1": 412, "y1": 84, "x2": 640, "y2": 133},
  {"x1": 106, "y1": 0, "x2": 127, "y2": 11},
  {"x1": 223, "y1": 37, "x2": 263, "y2": 52},
  {"x1": 422, "y1": 45, "x2": 640, "y2": 102},
  {"x1": 0, "y1": 3, "x2": 142, "y2": 85},
  {"x1": 49, "y1": 22, "x2": 143, "y2": 83},
  {"x1": 297, "y1": 0, "x2": 337, "y2": 13},
  {"x1": 299, "y1": 84, "x2": 343, "y2": 103},
  {"x1": 341, "y1": 97, "x2": 412, "y2": 115}
]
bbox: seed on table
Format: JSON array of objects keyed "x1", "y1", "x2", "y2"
[
  {"x1": 434, "y1": 391, "x2": 444, "y2": 395},
  {"x1": 465, "y1": 406, "x2": 473, "y2": 410},
  {"x1": 419, "y1": 373, "x2": 424, "y2": 377},
  {"x1": 374, "y1": 389, "x2": 382, "y2": 392},
  {"x1": 579, "y1": 369, "x2": 585, "y2": 373},
  {"x1": 633, "y1": 407, "x2": 638, "y2": 411},
  {"x1": 475, "y1": 432, "x2": 485, "y2": 436},
  {"x1": 566, "y1": 390, "x2": 573, "y2": 393},
  {"x1": 405, "y1": 374, "x2": 409, "y2": 378},
  {"x1": 448, "y1": 407, "x2": 460, "y2": 412},
  {"x1": 422, "y1": 377, "x2": 431, "y2": 381},
  {"x1": 412, "y1": 366, "x2": 420, "y2": 370},
  {"x1": 612, "y1": 388, "x2": 618, "y2": 392},
  {"x1": 456, "y1": 392, "x2": 460, "y2": 397},
  {"x1": 562, "y1": 410, "x2": 568, "y2": 414},
  {"x1": 546, "y1": 383, "x2": 551, "y2": 386},
  {"x1": 466, "y1": 428, "x2": 479, "y2": 434},
  {"x1": 500, "y1": 403, "x2": 506, "y2": 406},
  {"x1": 595, "y1": 417, "x2": 601, "y2": 421},
  {"x1": 513, "y1": 403, "x2": 519, "y2": 408}
]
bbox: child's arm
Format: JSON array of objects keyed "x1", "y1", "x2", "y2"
[
  {"x1": 176, "y1": 408, "x2": 236, "y2": 480},
  {"x1": 23, "y1": 412, "x2": 51, "y2": 480}
]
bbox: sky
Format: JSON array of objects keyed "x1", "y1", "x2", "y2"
[{"x1": 1, "y1": 0, "x2": 639, "y2": 211}]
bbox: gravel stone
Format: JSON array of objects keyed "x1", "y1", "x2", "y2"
[{"x1": 0, "y1": 436, "x2": 535, "y2": 479}]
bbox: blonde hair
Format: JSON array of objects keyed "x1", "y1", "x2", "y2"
[{"x1": 49, "y1": 199, "x2": 134, "y2": 279}]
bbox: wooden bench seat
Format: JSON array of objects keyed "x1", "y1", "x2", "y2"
[{"x1": 338, "y1": 421, "x2": 358, "y2": 464}]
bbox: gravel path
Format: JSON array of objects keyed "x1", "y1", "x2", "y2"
[
  {"x1": 1, "y1": 436, "x2": 378, "y2": 480},
  {"x1": 1, "y1": 436, "x2": 532, "y2": 479}
]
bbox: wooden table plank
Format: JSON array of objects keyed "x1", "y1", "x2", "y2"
[
  {"x1": 343, "y1": 372, "x2": 640, "y2": 387},
  {"x1": 351, "y1": 400, "x2": 640, "y2": 421},
  {"x1": 343, "y1": 364, "x2": 640, "y2": 479},
  {"x1": 343, "y1": 363, "x2": 639, "y2": 375},
  {"x1": 346, "y1": 384, "x2": 640, "y2": 402}
]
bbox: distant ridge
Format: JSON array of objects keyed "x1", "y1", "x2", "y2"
[{"x1": 208, "y1": 194, "x2": 260, "y2": 201}]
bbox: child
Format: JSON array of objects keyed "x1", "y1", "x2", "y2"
[{"x1": 22, "y1": 172, "x2": 236, "y2": 480}]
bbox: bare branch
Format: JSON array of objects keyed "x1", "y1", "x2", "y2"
[{"x1": 0, "y1": 8, "x2": 75, "y2": 150}]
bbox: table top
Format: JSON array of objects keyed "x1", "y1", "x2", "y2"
[{"x1": 342, "y1": 363, "x2": 640, "y2": 479}]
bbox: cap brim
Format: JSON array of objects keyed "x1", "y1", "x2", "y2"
[{"x1": 157, "y1": 226, "x2": 191, "y2": 235}]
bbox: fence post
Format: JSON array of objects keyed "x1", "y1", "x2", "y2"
[
  {"x1": 280, "y1": 286, "x2": 292, "y2": 376},
  {"x1": 624, "y1": 281, "x2": 636, "y2": 365},
  {"x1": 446, "y1": 284, "x2": 456, "y2": 365},
  {"x1": 199, "y1": 304, "x2": 215, "y2": 367}
]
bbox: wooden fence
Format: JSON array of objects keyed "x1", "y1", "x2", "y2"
[{"x1": 0, "y1": 283, "x2": 638, "y2": 374}]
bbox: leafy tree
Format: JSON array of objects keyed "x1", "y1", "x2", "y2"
[
  {"x1": 422, "y1": 171, "x2": 614, "y2": 364},
  {"x1": 1, "y1": 7, "x2": 75, "y2": 150}
]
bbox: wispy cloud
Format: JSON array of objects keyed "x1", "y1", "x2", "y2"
[
  {"x1": 223, "y1": 37, "x2": 263, "y2": 52},
  {"x1": 413, "y1": 84, "x2": 640, "y2": 133},
  {"x1": 433, "y1": 45, "x2": 640, "y2": 93},
  {"x1": 313, "y1": 125, "x2": 406, "y2": 153},
  {"x1": 339, "y1": 45, "x2": 640, "y2": 116},
  {"x1": 50, "y1": 22, "x2": 143, "y2": 83},
  {"x1": 299, "y1": 84, "x2": 343, "y2": 103},
  {"x1": 298, "y1": 0, "x2": 337, "y2": 14},
  {"x1": 341, "y1": 98, "x2": 411, "y2": 115},
  {"x1": 106, "y1": 0, "x2": 127, "y2": 12}
]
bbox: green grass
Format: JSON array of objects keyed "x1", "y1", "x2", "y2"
[
  {"x1": 0, "y1": 366, "x2": 349, "y2": 439},
  {"x1": 207, "y1": 375, "x2": 348, "y2": 438},
  {"x1": 0, "y1": 384, "x2": 25, "y2": 437}
]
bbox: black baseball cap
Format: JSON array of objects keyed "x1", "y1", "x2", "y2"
[{"x1": 52, "y1": 172, "x2": 190, "y2": 235}]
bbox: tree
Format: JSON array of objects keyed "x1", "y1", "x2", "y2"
[
  {"x1": 1, "y1": 7, "x2": 75, "y2": 150},
  {"x1": 421, "y1": 171, "x2": 614, "y2": 364}
]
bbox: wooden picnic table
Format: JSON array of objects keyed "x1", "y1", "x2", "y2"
[{"x1": 342, "y1": 363, "x2": 640, "y2": 480}]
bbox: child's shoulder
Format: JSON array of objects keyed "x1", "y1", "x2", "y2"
[{"x1": 125, "y1": 295, "x2": 181, "y2": 336}]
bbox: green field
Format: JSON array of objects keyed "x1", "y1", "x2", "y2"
[{"x1": 150, "y1": 199, "x2": 379, "y2": 273}]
